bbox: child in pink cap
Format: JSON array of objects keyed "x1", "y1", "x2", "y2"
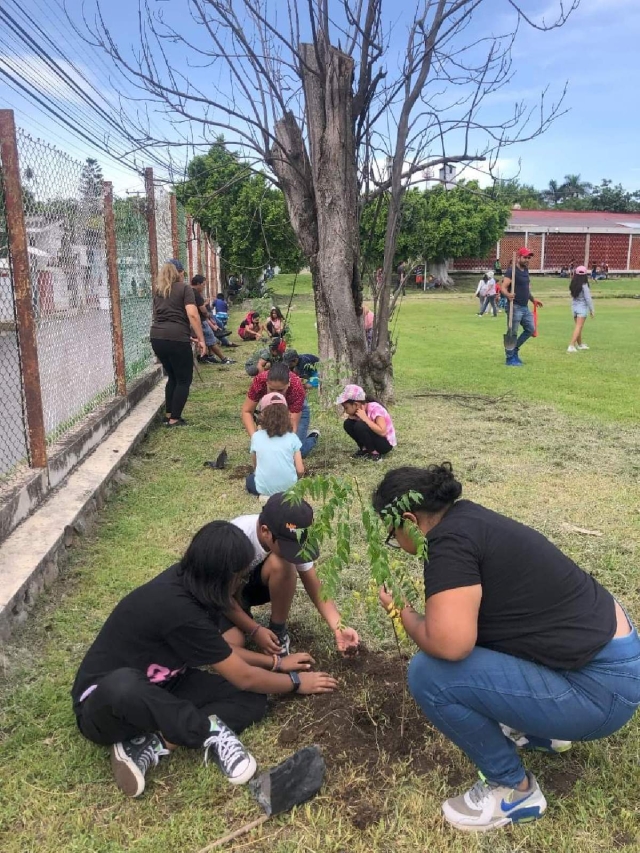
[
  {"x1": 247, "y1": 392, "x2": 305, "y2": 496},
  {"x1": 335, "y1": 384, "x2": 397, "y2": 461}
]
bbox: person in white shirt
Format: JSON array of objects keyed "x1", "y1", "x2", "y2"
[
  {"x1": 221, "y1": 494, "x2": 360, "y2": 659},
  {"x1": 475, "y1": 275, "x2": 489, "y2": 313},
  {"x1": 479, "y1": 274, "x2": 498, "y2": 317}
]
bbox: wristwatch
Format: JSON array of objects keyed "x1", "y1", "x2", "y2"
[{"x1": 289, "y1": 672, "x2": 301, "y2": 692}]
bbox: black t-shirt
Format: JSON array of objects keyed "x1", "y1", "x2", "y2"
[
  {"x1": 294, "y1": 354, "x2": 319, "y2": 378},
  {"x1": 71, "y1": 564, "x2": 231, "y2": 707},
  {"x1": 504, "y1": 266, "x2": 531, "y2": 307},
  {"x1": 423, "y1": 501, "x2": 616, "y2": 670},
  {"x1": 150, "y1": 282, "x2": 196, "y2": 342}
]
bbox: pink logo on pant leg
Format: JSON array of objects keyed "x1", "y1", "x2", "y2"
[{"x1": 147, "y1": 664, "x2": 184, "y2": 683}]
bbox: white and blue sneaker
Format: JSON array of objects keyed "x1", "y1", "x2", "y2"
[
  {"x1": 442, "y1": 771, "x2": 546, "y2": 832},
  {"x1": 501, "y1": 724, "x2": 572, "y2": 754}
]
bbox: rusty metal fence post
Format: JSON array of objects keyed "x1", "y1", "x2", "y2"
[
  {"x1": 0, "y1": 109, "x2": 47, "y2": 469},
  {"x1": 170, "y1": 193, "x2": 180, "y2": 260},
  {"x1": 145, "y1": 168, "x2": 159, "y2": 289},
  {"x1": 204, "y1": 238, "x2": 210, "y2": 297},
  {"x1": 196, "y1": 222, "x2": 203, "y2": 276},
  {"x1": 103, "y1": 181, "x2": 127, "y2": 396},
  {"x1": 186, "y1": 215, "x2": 194, "y2": 280}
]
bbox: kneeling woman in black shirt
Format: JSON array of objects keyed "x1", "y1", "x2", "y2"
[
  {"x1": 72, "y1": 521, "x2": 337, "y2": 798},
  {"x1": 373, "y1": 464, "x2": 640, "y2": 833}
]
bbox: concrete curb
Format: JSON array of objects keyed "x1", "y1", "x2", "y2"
[
  {"x1": 0, "y1": 383, "x2": 165, "y2": 641},
  {"x1": 0, "y1": 367, "x2": 162, "y2": 544}
]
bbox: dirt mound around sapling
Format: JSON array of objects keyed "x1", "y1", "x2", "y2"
[{"x1": 270, "y1": 629, "x2": 463, "y2": 827}]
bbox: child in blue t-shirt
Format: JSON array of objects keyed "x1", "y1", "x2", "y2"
[{"x1": 246, "y1": 392, "x2": 304, "y2": 496}]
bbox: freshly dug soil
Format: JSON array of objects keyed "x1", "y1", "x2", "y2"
[
  {"x1": 270, "y1": 626, "x2": 454, "y2": 828},
  {"x1": 270, "y1": 622, "x2": 586, "y2": 829}
]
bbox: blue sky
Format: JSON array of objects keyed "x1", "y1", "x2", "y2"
[{"x1": 1, "y1": 0, "x2": 638, "y2": 196}]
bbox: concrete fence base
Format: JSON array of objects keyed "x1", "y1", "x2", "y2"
[{"x1": 0, "y1": 373, "x2": 165, "y2": 641}]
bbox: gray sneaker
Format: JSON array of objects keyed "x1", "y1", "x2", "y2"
[
  {"x1": 110, "y1": 733, "x2": 169, "y2": 797},
  {"x1": 442, "y1": 771, "x2": 546, "y2": 832}
]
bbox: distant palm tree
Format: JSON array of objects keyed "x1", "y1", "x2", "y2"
[
  {"x1": 562, "y1": 174, "x2": 592, "y2": 199},
  {"x1": 543, "y1": 179, "x2": 562, "y2": 207}
]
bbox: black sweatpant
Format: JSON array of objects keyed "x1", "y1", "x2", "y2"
[
  {"x1": 343, "y1": 418, "x2": 392, "y2": 455},
  {"x1": 151, "y1": 338, "x2": 194, "y2": 420},
  {"x1": 75, "y1": 667, "x2": 267, "y2": 749}
]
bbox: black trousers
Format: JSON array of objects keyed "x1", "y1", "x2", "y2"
[
  {"x1": 151, "y1": 338, "x2": 194, "y2": 419},
  {"x1": 343, "y1": 418, "x2": 392, "y2": 455},
  {"x1": 75, "y1": 667, "x2": 267, "y2": 749}
]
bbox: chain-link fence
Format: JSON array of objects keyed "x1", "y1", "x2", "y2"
[
  {"x1": 0, "y1": 111, "x2": 200, "y2": 481},
  {"x1": 113, "y1": 194, "x2": 153, "y2": 381},
  {"x1": 0, "y1": 167, "x2": 30, "y2": 479},
  {"x1": 16, "y1": 131, "x2": 116, "y2": 445}
]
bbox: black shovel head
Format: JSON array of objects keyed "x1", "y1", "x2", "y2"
[{"x1": 249, "y1": 746, "x2": 326, "y2": 817}]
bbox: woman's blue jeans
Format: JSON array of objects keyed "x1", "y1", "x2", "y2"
[
  {"x1": 408, "y1": 628, "x2": 640, "y2": 788},
  {"x1": 297, "y1": 399, "x2": 317, "y2": 458}
]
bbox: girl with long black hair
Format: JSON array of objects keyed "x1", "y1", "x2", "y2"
[{"x1": 72, "y1": 521, "x2": 336, "y2": 799}]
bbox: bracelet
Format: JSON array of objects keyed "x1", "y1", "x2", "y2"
[
  {"x1": 271, "y1": 654, "x2": 282, "y2": 672},
  {"x1": 248, "y1": 625, "x2": 260, "y2": 639}
]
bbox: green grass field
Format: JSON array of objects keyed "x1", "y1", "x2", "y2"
[{"x1": 1, "y1": 279, "x2": 639, "y2": 853}]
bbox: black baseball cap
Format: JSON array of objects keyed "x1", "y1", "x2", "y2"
[{"x1": 259, "y1": 494, "x2": 318, "y2": 564}]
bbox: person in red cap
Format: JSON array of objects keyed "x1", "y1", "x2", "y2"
[{"x1": 500, "y1": 248, "x2": 544, "y2": 367}]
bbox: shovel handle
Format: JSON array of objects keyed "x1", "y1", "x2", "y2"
[
  {"x1": 508, "y1": 250, "x2": 517, "y2": 333},
  {"x1": 197, "y1": 814, "x2": 270, "y2": 852}
]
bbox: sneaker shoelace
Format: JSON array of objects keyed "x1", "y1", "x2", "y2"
[
  {"x1": 204, "y1": 728, "x2": 245, "y2": 772},
  {"x1": 467, "y1": 778, "x2": 497, "y2": 808},
  {"x1": 134, "y1": 739, "x2": 169, "y2": 773}
]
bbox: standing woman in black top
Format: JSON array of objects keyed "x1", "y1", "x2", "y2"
[
  {"x1": 150, "y1": 259, "x2": 205, "y2": 426},
  {"x1": 373, "y1": 464, "x2": 640, "y2": 833}
]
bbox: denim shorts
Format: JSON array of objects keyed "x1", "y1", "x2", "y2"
[{"x1": 572, "y1": 301, "x2": 589, "y2": 318}]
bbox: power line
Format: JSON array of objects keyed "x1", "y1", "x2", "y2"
[
  {"x1": 0, "y1": 3, "x2": 185, "y2": 178},
  {"x1": 9, "y1": 0, "x2": 178, "y2": 159}
]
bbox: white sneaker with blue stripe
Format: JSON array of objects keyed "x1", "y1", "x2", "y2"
[{"x1": 442, "y1": 771, "x2": 546, "y2": 832}]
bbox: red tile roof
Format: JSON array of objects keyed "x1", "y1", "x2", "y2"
[{"x1": 509, "y1": 209, "x2": 640, "y2": 230}]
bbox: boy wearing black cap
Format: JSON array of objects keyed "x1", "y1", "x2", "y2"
[{"x1": 227, "y1": 494, "x2": 359, "y2": 656}]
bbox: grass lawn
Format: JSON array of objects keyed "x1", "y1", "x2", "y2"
[{"x1": 1, "y1": 282, "x2": 639, "y2": 853}]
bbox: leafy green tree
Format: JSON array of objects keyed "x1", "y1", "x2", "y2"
[
  {"x1": 488, "y1": 179, "x2": 545, "y2": 210},
  {"x1": 362, "y1": 182, "x2": 510, "y2": 284},
  {"x1": 589, "y1": 180, "x2": 640, "y2": 213},
  {"x1": 543, "y1": 178, "x2": 563, "y2": 207},
  {"x1": 176, "y1": 139, "x2": 303, "y2": 281},
  {"x1": 561, "y1": 173, "x2": 592, "y2": 200}
]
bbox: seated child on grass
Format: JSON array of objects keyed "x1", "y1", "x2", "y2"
[{"x1": 246, "y1": 392, "x2": 304, "y2": 496}]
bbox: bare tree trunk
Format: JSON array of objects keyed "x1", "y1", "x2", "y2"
[
  {"x1": 428, "y1": 259, "x2": 454, "y2": 286},
  {"x1": 291, "y1": 40, "x2": 368, "y2": 377}
]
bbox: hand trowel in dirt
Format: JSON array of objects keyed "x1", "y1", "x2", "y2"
[{"x1": 197, "y1": 746, "x2": 326, "y2": 851}]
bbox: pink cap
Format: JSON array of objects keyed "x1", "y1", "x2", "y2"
[
  {"x1": 335, "y1": 384, "x2": 366, "y2": 405},
  {"x1": 260, "y1": 392, "x2": 288, "y2": 409},
  {"x1": 575, "y1": 265, "x2": 588, "y2": 275}
]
